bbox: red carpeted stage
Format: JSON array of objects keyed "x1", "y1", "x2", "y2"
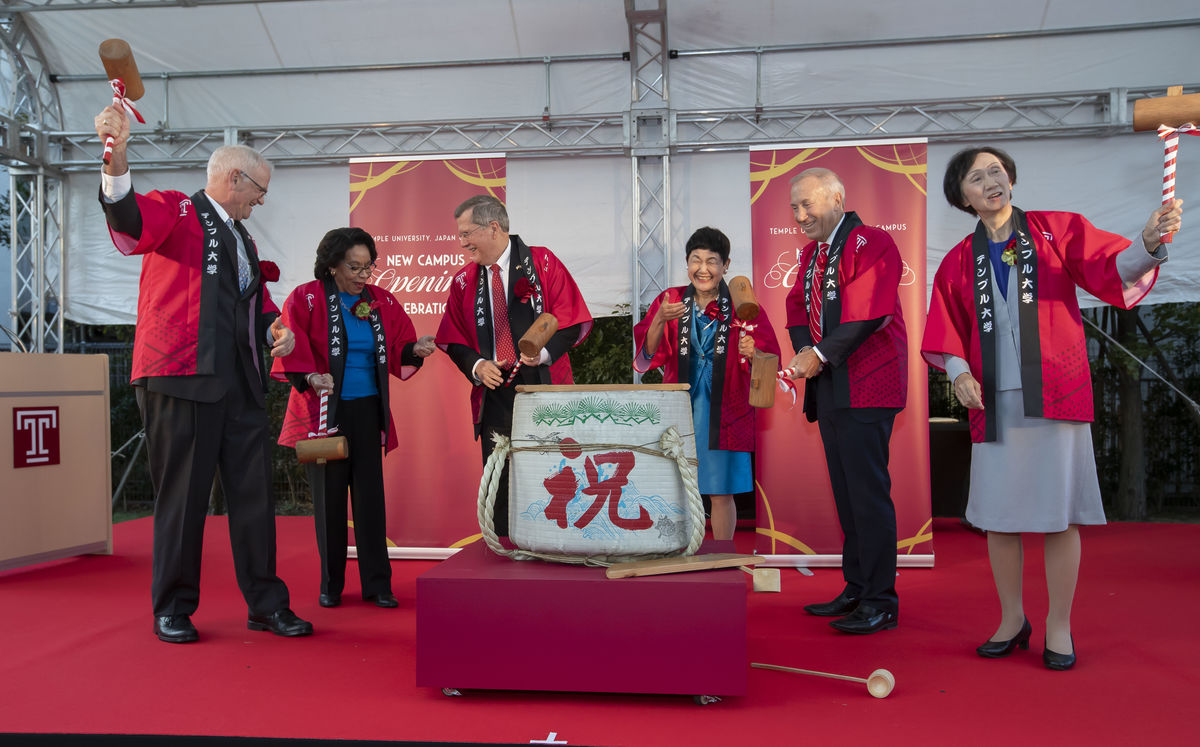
[{"x1": 0, "y1": 517, "x2": 1195, "y2": 745}]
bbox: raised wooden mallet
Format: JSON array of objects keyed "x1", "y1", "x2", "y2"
[
  {"x1": 751, "y1": 662, "x2": 896, "y2": 698},
  {"x1": 728, "y1": 275, "x2": 759, "y2": 321},
  {"x1": 729, "y1": 276, "x2": 779, "y2": 408},
  {"x1": 98, "y1": 39, "x2": 145, "y2": 165},
  {"x1": 1133, "y1": 86, "x2": 1199, "y2": 244},
  {"x1": 519, "y1": 312, "x2": 558, "y2": 358},
  {"x1": 503, "y1": 312, "x2": 559, "y2": 387}
]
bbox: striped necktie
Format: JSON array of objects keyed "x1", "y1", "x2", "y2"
[
  {"x1": 809, "y1": 242, "x2": 830, "y2": 344},
  {"x1": 490, "y1": 264, "x2": 516, "y2": 365},
  {"x1": 229, "y1": 218, "x2": 250, "y2": 292}
]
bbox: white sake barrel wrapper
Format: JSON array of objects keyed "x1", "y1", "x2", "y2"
[{"x1": 507, "y1": 386, "x2": 698, "y2": 557}]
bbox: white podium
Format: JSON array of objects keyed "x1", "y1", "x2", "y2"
[{"x1": 1, "y1": 353, "x2": 113, "y2": 571}]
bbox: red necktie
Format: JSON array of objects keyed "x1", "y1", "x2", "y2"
[
  {"x1": 809, "y1": 242, "x2": 830, "y2": 344},
  {"x1": 490, "y1": 264, "x2": 516, "y2": 365}
]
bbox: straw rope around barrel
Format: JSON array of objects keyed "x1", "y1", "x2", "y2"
[{"x1": 477, "y1": 426, "x2": 706, "y2": 566}]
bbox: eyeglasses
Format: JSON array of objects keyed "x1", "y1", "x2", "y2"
[
  {"x1": 458, "y1": 224, "x2": 488, "y2": 241},
  {"x1": 343, "y1": 262, "x2": 376, "y2": 277},
  {"x1": 240, "y1": 170, "x2": 268, "y2": 197}
]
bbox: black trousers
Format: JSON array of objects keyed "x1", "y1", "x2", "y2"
[
  {"x1": 816, "y1": 405, "x2": 900, "y2": 614},
  {"x1": 478, "y1": 375, "x2": 533, "y2": 538},
  {"x1": 138, "y1": 377, "x2": 289, "y2": 618},
  {"x1": 305, "y1": 396, "x2": 390, "y2": 598}
]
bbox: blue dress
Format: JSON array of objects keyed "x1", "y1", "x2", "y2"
[{"x1": 688, "y1": 311, "x2": 752, "y2": 495}]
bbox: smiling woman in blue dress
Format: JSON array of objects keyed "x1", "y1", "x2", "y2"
[{"x1": 634, "y1": 227, "x2": 781, "y2": 540}]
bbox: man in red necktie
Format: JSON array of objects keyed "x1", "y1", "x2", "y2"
[
  {"x1": 784, "y1": 168, "x2": 908, "y2": 635},
  {"x1": 437, "y1": 195, "x2": 592, "y2": 536}
]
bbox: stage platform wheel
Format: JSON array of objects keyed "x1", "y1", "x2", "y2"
[
  {"x1": 442, "y1": 688, "x2": 463, "y2": 697},
  {"x1": 693, "y1": 695, "x2": 722, "y2": 706}
]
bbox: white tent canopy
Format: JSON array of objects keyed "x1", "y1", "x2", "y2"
[{"x1": 6, "y1": 0, "x2": 1200, "y2": 328}]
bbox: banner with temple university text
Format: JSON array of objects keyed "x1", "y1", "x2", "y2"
[
  {"x1": 749, "y1": 140, "x2": 933, "y2": 565},
  {"x1": 349, "y1": 155, "x2": 505, "y2": 553}
]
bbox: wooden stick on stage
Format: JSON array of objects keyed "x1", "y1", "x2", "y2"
[
  {"x1": 605, "y1": 553, "x2": 759, "y2": 578},
  {"x1": 751, "y1": 662, "x2": 896, "y2": 698},
  {"x1": 98, "y1": 39, "x2": 145, "y2": 165}
]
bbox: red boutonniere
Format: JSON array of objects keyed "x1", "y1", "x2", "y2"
[
  {"x1": 703, "y1": 300, "x2": 726, "y2": 322},
  {"x1": 1000, "y1": 238, "x2": 1017, "y2": 267},
  {"x1": 258, "y1": 260, "x2": 280, "y2": 283},
  {"x1": 513, "y1": 277, "x2": 536, "y2": 304},
  {"x1": 352, "y1": 300, "x2": 381, "y2": 319}
]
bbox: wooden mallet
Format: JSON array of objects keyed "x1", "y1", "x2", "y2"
[
  {"x1": 503, "y1": 312, "x2": 558, "y2": 387},
  {"x1": 295, "y1": 391, "x2": 348, "y2": 465},
  {"x1": 752, "y1": 662, "x2": 896, "y2": 699},
  {"x1": 1133, "y1": 85, "x2": 1200, "y2": 244},
  {"x1": 729, "y1": 276, "x2": 779, "y2": 409},
  {"x1": 98, "y1": 38, "x2": 146, "y2": 165}
]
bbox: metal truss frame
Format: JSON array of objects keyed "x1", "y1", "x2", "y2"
[
  {"x1": 2, "y1": 11, "x2": 64, "y2": 353},
  {"x1": 4, "y1": 0, "x2": 1197, "y2": 354},
  {"x1": 47, "y1": 87, "x2": 1191, "y2": 171}
]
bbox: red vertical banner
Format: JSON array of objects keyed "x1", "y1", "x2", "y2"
[
  {"x1": 749, "y1": 141, "x2": 933, "y2": 565},
  {"x1": 349, "y1": 155, "x2": 505, "y2": 553}
]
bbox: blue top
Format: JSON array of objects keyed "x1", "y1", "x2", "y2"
[
  {"x1": 339, "y1": 291, "x2": 378, "y2": 400},
  {"x1": 989, "y1": 234, "x2": 1014, "y2": 300}
]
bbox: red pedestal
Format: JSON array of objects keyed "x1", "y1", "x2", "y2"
[{"x1": 416, "y1": 541, "x2": 747, "y2": 696}]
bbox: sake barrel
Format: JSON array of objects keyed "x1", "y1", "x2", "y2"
[{"x1": 502, "y1": 384, "x2": 700, "y2": 558}]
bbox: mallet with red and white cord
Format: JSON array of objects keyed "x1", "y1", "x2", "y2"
[
  {"x1": 1133, "y1": 86, "x2": 1200, "y2": 243},
  {"x1": 97, "y1": 39, "x2": 146, "y2": 165},
  {"x1": 295, "y1": 391, "x2": 348, "y2": 465}
]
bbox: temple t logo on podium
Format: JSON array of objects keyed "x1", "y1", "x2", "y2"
[{"x1": 13, "y1": 407, "x2": 60, "y2": 468}]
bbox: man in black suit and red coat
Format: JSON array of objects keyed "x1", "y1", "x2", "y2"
[
  {"x1": 785, "y1": 168, "x2": 908, "y2": 635},
  {"x1": 436, "y1": 195, "x2": 592, "y2": 536},
  {"x1": 95, "y1": 103, "x2": 312, "y2": 643}
]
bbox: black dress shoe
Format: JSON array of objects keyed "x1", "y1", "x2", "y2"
[
  {"x1": 154, "y1": 614, "x2": 198, "y2": 644},
  {"x1": 803, "y1": 591, "x2": 860, "y2": 617},
  {"x1": 318, "y1": 592, "x2": 341, "y2": 608},
  {"x1": 1043, "y1": 636, "x2": 1076, "y2": 671},
  {"x1": 829, "y1": 604, "x2": 898, "y2": 634},
  {"x1": 247, "y1": 608, "x2": 314, "y2": 637},
  {"x1": 364, "y1": 592, "x2": 399, "y2": 608},
  {"x1": 976, "y1": 618, "x2": 1032, "y2": 658}
]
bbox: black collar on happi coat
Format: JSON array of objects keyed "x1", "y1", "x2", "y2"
[
  {"x1": 801, "y1": 211, "x2": 864, "y2": 406},
  {"x1": 801, "y1": 211, "x2": 864, "y2": 339},
  {"x1": 676, "y1": 279, "x2": 733, "y2": 451},
  {"x1": 321, "y1": 277, "x2": 389, "y2": 428},
  {"x1": 192, "y1": 190, "x2": 263, "y2": 375},
  {"x1": 969, "y1": 206, "x2": 1043, "y2": 441}
]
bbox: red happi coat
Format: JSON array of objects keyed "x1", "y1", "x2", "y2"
[
  {"x1": 271, "y1": 280, "x2": 420, "y2": 452},
  {"x1": 633, "y1": 286, "x2": 782, "y2": 452},
  {"x1": 922, "y1": 210, "x2": 1155, "y2": 443},
  {"x1": 107, "y1": 189, "x2": 279, "y2": 380},
  {"x1": 784, "y1": 220, "x2": 908, "y2": 412},
  {"x1": 436, "y1": 242, "x2": 593, "y2": 425}
]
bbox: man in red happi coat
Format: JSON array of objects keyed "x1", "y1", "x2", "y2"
[
  {"x1": 95, "y1": 104, "x2": 312, "y2": 644},
  {"x1": 436, "y1": 195, "x2": 592, "y2": 536},
  {"x1": 785, "y1": 168, "x2": 907, "y2": 635}
]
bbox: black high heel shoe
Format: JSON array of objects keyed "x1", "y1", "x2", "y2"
[
  {"x1": 1043, "y1": 635, "x2": 1076, "y2": 671},
  {"x1": 976, "y1": 618, "x2": 1032, "y2": 658}
]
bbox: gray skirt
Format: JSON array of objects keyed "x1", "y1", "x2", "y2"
[{"x1": 965, "y1": 390, "x2": 1107, "y2": 533}]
